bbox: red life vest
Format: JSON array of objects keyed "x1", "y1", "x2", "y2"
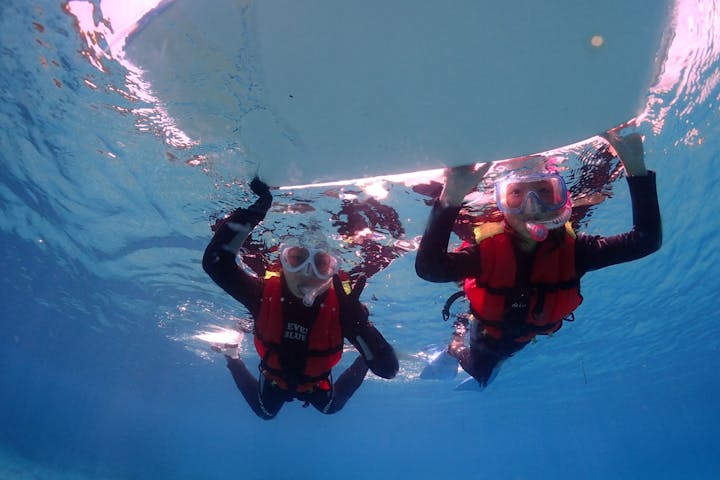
[
  {"x1": 464, "y1": 223, "x2": 582, "y2": 343},
  {"x1": 254, "y1": 275, "x2": 344, "y2": 393}
]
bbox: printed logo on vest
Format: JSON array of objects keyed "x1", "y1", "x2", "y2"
[{"x1": 284, "y1": 322, "x2": 308, "y2": 341}]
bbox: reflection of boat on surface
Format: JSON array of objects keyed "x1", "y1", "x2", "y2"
[{"x1": 122, "y1": 0, "x2": 673, "y2": 186}]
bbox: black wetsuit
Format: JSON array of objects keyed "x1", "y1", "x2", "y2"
[
  {"x1": 415, "y1": 172, "x2": 663, "y2": 386},
  {"x1": 203, "y1": 181, "x2": 398, "y2": 419}
]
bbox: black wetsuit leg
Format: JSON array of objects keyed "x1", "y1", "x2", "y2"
[
  {"x1": 308, "y1": 355, "x2": 369, "y2": 415},
  {"x1": 226, "y1": 357, "x2": 288, "y2": 420},
  {"x1": 454, "y1": 335, "x2": 527, "y2": 387}
]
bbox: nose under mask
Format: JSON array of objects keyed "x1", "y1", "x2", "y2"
[{"x1": 521, "y1": 193, "x2": 543, "y2": 216}]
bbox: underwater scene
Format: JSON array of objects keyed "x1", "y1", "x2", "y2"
[{"x1": 1, "y1": 1, "x2": 719, "y2": 479}]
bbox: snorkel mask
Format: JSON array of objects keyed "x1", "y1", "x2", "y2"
[
  {"x1": 494, "y1": 172, "x2": 572, "y2": 241},
  {"x1": 279, "y1": 244, "x2": 339, "y2": 306}
]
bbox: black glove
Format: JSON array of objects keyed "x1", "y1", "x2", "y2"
[
  {"x1": 210, "y1": 176, "x2": 272, "y2": 233},
  {"x1": 332, "y1": 274, "x2": 370, "y2": 337},
  {"x1": 250, "y1": 176, "x2": 271, "y2": 199},
  {"x1": 248, "y1": 176, "x2": 272, "y2": 216}
]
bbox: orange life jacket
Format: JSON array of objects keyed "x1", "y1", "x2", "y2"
[
  {"x1": 464, "y1": 222, "x2": 582, "y2": 343},
  {"x1": 254, "y1": 275, "x2": 344, "y2": 393}
]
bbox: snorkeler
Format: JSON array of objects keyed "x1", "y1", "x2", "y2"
[
  {"x1": 415, "y1": 131, "x2": 662, "y2": 389},
  {"x1": 202, "y1": 177, "x2": 398, "y2": 419}
]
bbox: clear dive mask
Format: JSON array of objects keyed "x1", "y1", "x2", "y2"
[
  {"x1": 495, "y1": 172, "x2": 572, "y2": 242},
  {"x1": 279, "y1": 246, "x2": 339, "y2": 281},
  {"x1": 494, "y1": 172, "x2": 568, "y2": 216}
]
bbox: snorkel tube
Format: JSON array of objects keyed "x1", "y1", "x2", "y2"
[{"x1": 298, "y1": 280, "x2": 333, "y2": 307}]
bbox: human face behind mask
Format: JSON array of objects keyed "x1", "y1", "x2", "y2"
[
  {"x1": 495, "y1": 172, "x2": 572, "y2": 242},
  {"x1": 495, "y1": 173, "x2": 567, "y2": 216},
  {"x1": 280, "y1": 245, "x2": 339, "y2": 306}
]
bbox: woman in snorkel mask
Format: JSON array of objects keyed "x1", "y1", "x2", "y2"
[
  {"x1": 203, "y1": 177, "x2": 398, "y2": 420},
  {"x1": 494, "y1": 170, "x2": 573, "y2": 243},
  {"x1": 415, "y1": 131, "x2": 662, "y2": 390}
]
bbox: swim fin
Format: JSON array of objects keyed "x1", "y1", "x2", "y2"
[
  {"x1": 454, "y1": 376, "x2": 483, "y2": 391},
  {"x1": 420, "y1": 349, "x2": 459, "y2": 380},
  {"x1": 454, "y1": 358, "x2": 505, "y2": 391}
]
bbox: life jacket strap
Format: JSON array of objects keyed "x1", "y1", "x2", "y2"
[
  {"x1": 305, "y1": 344, "x2": 344, "y2": 356},
  {"x1": 260, "y1": 363, "x2": 331, "y2": 390}
]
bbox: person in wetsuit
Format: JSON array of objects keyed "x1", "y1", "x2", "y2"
[
  {"x1": 415, "y1": 131, "x2": 662, "y2": 389},
  {"x1": 203, "y1": 178, "x2": 398, "y2": 419}
]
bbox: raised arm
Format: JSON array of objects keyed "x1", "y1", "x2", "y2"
[
  {"x1": 202, "y1": 177, "x2": 273, "y2": 316},
  {"x1": 414, "y1": 163, "x2": 490, "y2": 282},
  {"x1": 603, "y1": 131, "x2": 648, "y2": 177},
  {"x1": 576, "y1": 133, "x2": 662, "y2": 274}
]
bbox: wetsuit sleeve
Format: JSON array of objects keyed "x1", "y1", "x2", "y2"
[
  {"x1": 342, "y1": 304, "x2": 399, "y2": 380},
  {"x1": 202, "y1": 178, "x2": 272, "y2": 317},
  {"x1": 415, "y1": 200, "x2": 483, "y2": 283},
  {"x1": 575, "y1": 170, "x2": 662, "y2": 275}
]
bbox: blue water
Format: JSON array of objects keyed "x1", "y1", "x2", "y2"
[{"x1": 1, "y1": 1, "x2": 719, "y2": 479}]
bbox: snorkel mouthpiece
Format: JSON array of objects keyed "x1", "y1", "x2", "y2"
[{"x1": 525, "y1": 222, "x2": 549, "y2": 241}]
